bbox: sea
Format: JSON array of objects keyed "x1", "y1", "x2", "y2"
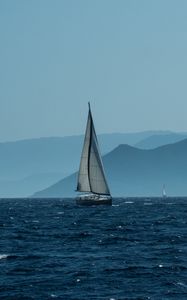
[{"x1": 0, "y1": 197, "x2": 187, "y2": 300}]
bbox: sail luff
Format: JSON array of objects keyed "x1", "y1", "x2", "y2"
[{"x1": 87, "y1": 108, "x2": 92, "y2": 191}]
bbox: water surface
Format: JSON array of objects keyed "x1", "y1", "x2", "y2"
[{"x1": 0, "y1": 197, "x2": 187, "y2": 299}]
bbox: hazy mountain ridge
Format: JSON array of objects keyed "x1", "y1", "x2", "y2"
[
  {"x1": 33, "y1": 138, "x2": 187, "y2": 197},
  {"x1": 0, "y1": 172, "x2": 64, "y2": 198},
  {"x1": 135, "y1": 133, "x2": 187, "y2": 149},
  {"x1": 0, "y1": 131, "x2": 186, "y2": 197},
  {"x1": 0, "y1": 130, "x2": 178, "y2": 179}
]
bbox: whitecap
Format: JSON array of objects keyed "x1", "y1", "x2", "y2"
[
  {"x1": 0, "y1": 254, "x2": 9, "y2": 260},
  {"x1": 176, "y1": 282, "x2": 187, "y2": 288},
  {"x1": 125, "y1": 201, "x2": 134, "y2": 204}
]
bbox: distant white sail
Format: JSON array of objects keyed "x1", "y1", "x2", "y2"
[
  {"x1": 77, "y1": 104, "x2": 110, "y2": 195},
  {"x1": 162, "y1": 184, "x2": 167, "y2": 198}
]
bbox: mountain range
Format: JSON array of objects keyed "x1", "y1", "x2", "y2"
[
  {"x1": 0, "y1": 131, "x2": 187, "y2": 197},
  {"x1": 0, "y1": 130, "x2": 175, "y2": 197},
  {"x1": 33, "y1": 138, "x2": 187, "y2": 198},
  {"x1": 135, "y1": 132, "x2": 187, "y2": 149}
]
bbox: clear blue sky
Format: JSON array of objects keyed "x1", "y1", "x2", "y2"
[{"x1": 0, "y1": 0, "x2": 187, "y2": 141}]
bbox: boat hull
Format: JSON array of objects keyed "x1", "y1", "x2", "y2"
[{"x1": 76, "y1": 196, "x2": 112, "y2": 206}]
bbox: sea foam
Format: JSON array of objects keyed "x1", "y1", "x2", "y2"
[{"x1": 0, "y1": 254, "x2": 9, "y2": 260}]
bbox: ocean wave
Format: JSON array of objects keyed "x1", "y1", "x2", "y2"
[
  {"x1": 0, "y1": 254, "x2": 9, "y2": 260},
  {"x1": 1, "y1": 197, "x2": 187, "y2": 299}
]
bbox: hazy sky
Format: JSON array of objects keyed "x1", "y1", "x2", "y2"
[{"x1": 1, "y1": 0, "x2": 187, "y2": 141}]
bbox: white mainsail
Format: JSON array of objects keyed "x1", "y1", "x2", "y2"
[{"x1": 77, "y1": 103, "x2": 110, "y2": 195}]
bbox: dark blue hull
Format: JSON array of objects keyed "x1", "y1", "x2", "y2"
[{"x1": 76, "y1": 197, "x2": 112, "y2": 205}]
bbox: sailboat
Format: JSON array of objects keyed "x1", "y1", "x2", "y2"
[
  {"x1": 76, "y1": 103, "x2": 112, "y2": 205},
  {"x1": 162, "y1": 184, "x2": 167, "y2": 198}
]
